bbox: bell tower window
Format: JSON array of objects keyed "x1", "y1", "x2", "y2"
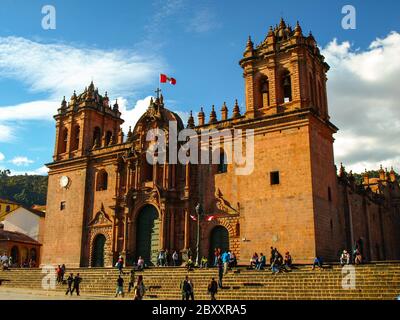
[
  {"x1": 261, "y1": 77, "x2": 270, "y2": 108},
  {"x1": 60, "y1": 128, "x2": 68, "y2": 154},
  {"x1": 93, "y1": 127, "x2": 101, "y2": 148},
  {"x1": 282, "y1": 71, "x2": 292, "y2": 103}
]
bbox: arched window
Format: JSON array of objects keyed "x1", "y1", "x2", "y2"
[
  {"x1": 261, "y1": 77, "x2": 270, "y2": 108},
  {"x1": 282, "y1": 71, "x2": 292, "y2": 103},
  {"x1": 105, "y1": 131, "x2": 113, "y2": 146},
  {"x1": 60, "y1": 128, "x2": 68, "y2": 153},
  {"x1": 96, "y1": 170, "x2": 108, "y2": 191},
  {"x1": 71, "y1": 125, "x2": 80, "y2": 151},
  {"x1": 93, "y1": 127, "x2": 101, "y2": 148}
]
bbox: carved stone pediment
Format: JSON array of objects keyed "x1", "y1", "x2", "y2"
[
  {"x1": 89, "y1": 206, "x2": 112, "y2": 227},
  {"x1": 215, "y1": 188, "x2": 239, "y2": 215}
]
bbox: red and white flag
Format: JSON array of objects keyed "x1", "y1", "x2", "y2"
[
  {"x1": 206, "y1": 215, "x2": 215, "y2": 222},
  {"x1": 190, "y1": 215, "x2": 197, "y2": 221},
  {"x1": 160, "y1": 73, "x2": 176, "y2": 85}
]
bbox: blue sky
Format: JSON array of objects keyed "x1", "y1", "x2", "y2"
[{"x1": 1, "y1": 0, "x2": 400, "y2": 175}]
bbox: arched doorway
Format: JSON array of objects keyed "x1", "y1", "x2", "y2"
[
  {"x1": 10, "y1": 246, "x2": 19, "y2": 266},
  {"x1": 92, "y1": 234, "x2": 106, "y2": 267},
  {"x1": 209, "y1": 226, "x2": 229, "y2": 262},
  {"x1": 136, "y1": 205, "x2": 160, "y2": 266}
]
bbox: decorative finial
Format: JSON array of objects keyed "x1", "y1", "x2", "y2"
[
  {"x1": 209, "y1": 105, "x2": 217, "y2": 124},
  {"x1": 187, "y1": 110, "x2": 195, "y2": 129},
  {"x1": 246, "y1": 36, "x2": 254, "y2": 51},
  {"x1": 294, "y1": 21, "x2": 302, "y2": 36},
  {"x1": 233, "y1": 99, "x2": 241, "y2": 118}
]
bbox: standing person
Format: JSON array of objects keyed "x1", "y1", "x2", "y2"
[
  {"x1": 134, "y1": 275, "x2": 146, "y2": 300},
  {"x1": 213, "y1": 248, "x2": 219, "y2": 267},
  {"x1": 71, "y1": 273, "x2": 82, "y2": 296},
  {"x1": 270, "y1": 247, "x2": 276, "y2": 264},
  {"x1": 60, "y1": 264, "x2": 66, "y2": 283},
  {"x1": 172, "y1": 251, "x2": 179, "y2": 266},
  {"x1": 115, "y1": 275, "x2": 124, "y2": 298},
  {"x1": 117, "y1": 255, "x2": 124, "y2": 275},
  {"x1": 128, "y1": 269, "x2": 135, "y2": 293},
  {"x1": 217, "y1": 258, "x2": 224, "y2": 288},
  {"x1": 180, "y1": 276, "x2": 191, "y2": 300},
  {"x1": 208, "y1": 277, "x2": 218, "y2": 300},
  {"x1": 188, "y1": 278, "x2": 195, "y2": 300},
  {"x1": 65, "y1": 273, "x2": 74, "y2": 295},
  {"x1": 222, "y1": 251, "x2": 229, "y2": 274},
  {"x1": 56, "y1": 265, "x2": 62, "y2": 283}
]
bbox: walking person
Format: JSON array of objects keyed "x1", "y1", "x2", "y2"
[
  {"x1": 128, "y1": 269, "x2": 135, "y2": 293},
  {"x1": 208, "y1": 277, "x2": 218, "y2": 300},
  {"x1": 188, "y1": 278, "x2": 195, "y2": 300},
  {"x1": 133, "y1": 275, "x2": 146, "y2": 300},
  {"x1": 115, "y1": 275, "x2": 124, "y2": 298},
  {"x1": 65, "y1": 273, "x2": 74, "y2": 295},
  {"x1": 180, "y1": 275, "x2": 191, "y2": 300},
  {"x1": 71, "y1": 273, "x2": 82, "y2": 296}
]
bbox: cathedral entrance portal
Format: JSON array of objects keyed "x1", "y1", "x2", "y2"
[
  {"x1": 92, "y1": 234, "x2": 106, "y2": 267},
  {"x1": 136, "y1": 205, "x2": 160, "y2": 266},
  {"x1": 209, "y1": 226, "x2": 229, "y2": 263}
]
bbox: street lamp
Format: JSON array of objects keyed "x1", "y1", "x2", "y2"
[{"x1": 195, "y1": 203, "x2": 203, "y2": 267}]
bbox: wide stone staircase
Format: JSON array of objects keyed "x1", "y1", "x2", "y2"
[{"x1": 0, "y1": 263, "x2": 399, "y2": 300}]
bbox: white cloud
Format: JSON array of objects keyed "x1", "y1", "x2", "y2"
[
  {"x1": 0, "y1": 36, "x2": 166, "y2": 141},
  {"x1": 119, "y1": 96, "x2": 152, "y2": 134},
  {"x1": 0, "y1": 100, "x2": 57, "y2": 122},
  {"x1": 322, "y1": 32, "x2": 400, "y2": 173},
  {"x1": 10, "y1": 156, "x2": 34, "y2": 166},
  {"x1": 8, "y1": 165, "x2": 49, "y2": 176},
  {"x1": 0, "y1": 152, "x2": 5, "y2": 161},
  {"x1": 0, "y1": 36, "x2": 165, "y2": 99},
  {"x1": 0, "y1": 124, "x2": 14, "y2": 142},
  {"x1": 186, "y1": 8, "x2": 222, "y2": 33}
]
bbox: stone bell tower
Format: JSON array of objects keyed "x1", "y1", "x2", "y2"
[
  {"x1": 240, "y1": 19, "x2": 330, "y2": 120},
  {"x1": 236, "y1": 19, "x2": 342, "y2": 262},
  {"x1": 53, "y1": 81, "x2": 124, "y2": 162}
]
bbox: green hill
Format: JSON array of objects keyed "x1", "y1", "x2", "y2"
[{"x1": 0, "y1": 170, "x2": 48, "y2": 207}]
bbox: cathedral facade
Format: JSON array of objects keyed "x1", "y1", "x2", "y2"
[{"x1": 41, "y1": 19, "x2": 400, "y2": 267}]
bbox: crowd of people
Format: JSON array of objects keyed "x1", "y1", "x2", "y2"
[
  {"x1": 249, "y1": 248, "x2": 293, "y2": 274},
  {"x1": 0, "y1": 252, "x2": 37, "y2": 270}
]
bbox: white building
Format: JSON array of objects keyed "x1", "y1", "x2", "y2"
[{"x1": 2, "y1": 207, "x2": 45, "y2": 244}]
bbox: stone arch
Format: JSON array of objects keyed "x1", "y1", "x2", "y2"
[
  {"x1": 89, "y1": 228, "x2": 112, "y2": 267},
  {"x1": 91, "y1": 234, "x2": 107, "y2": 267},
  {"x1": 134, "y1": 204, "x2": 161, "y2": 266}
]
